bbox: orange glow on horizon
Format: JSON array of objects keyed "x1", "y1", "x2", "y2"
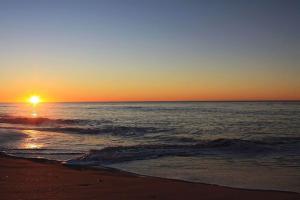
[{"x1": 1, "y1": 85, "x2": 300, "y2": 103}]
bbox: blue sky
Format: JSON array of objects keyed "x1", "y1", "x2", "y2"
[{"x1": 0, "y1": 0, "x2": 299, "y2": 101}]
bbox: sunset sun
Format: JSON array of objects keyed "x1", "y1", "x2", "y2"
[{"x1": 28, "y1": 96, "x2": 41, "y2": 105}]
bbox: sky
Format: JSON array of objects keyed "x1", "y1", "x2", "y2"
[{"x1": 0, "y1": 0, "x2": 299, "y2": 102}]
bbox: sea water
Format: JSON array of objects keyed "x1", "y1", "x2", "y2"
[{"x1": 0, "y1": 102, "x2": 299, "y2": 192}]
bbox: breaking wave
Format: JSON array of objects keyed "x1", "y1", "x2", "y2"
[
  {"x1": 0, "y1": 116, "x2": 171, "y2": 136},
  {"x1": 0, "y1": 116, "x2": 110, "y2": 126},
  {"x1": 67, "y1": 137, "x2": 300, "y2": 166},
  {"x1": 0, "y1": 116, "x2": 171, "y2": 135},
  {"x1": 37, "y1": 126, "x2": 170, "y2": 135}
]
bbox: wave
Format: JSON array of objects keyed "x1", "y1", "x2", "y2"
[
  {"x1": 1, "y1": 148, "x2": 85, "y2": 160},
  {"x1": 67, "y1": 137, "x2": 300, "y2": 166},
  {"x1": 0, "y1": 115, "x2": 171, "y2": 135},
  {"x1": 37, "y1": 126, "x2": 170, "y2": 135},
  {"x1": 7, "y1": 152, "x2": 84, "y2": 156},
  {"x1": 0, "y1": 115, "x2": 114, "y2": 126},
  {"x1": 0, "y1": 124, "x2": 171, "y2": 136},
  {"x1": 0, "y1": 116, "x2": 168, "y2": 135}
]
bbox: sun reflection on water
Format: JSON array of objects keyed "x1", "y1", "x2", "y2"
[
  {"x1": 22, "y1": 130, "x2": 44, "y2": 149},
  {"x1": 24, "y1": 143, "x2": 43, "y2": 149}
]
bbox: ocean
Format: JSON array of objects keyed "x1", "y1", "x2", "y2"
[{"x1": 0, "y1": 102, "x2": 299, "y2": 192}]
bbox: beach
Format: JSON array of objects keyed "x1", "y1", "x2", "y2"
[
  {"x1": 0, "y1": 154, "x2": 299, "y2": 200},
  {"x1": 1, "y1": 0, "x2": 299, "y2": 199},
  {"x1": 0, "y1": 102, "x2": 300, "y2": 194}
]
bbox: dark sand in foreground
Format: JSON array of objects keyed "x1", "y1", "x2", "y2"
[{"x1": 0, "y1": 154, "x2": 299, "y2": 200}]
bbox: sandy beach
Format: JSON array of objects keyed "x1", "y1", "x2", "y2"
[{"x1": 0, "y1": 154, "x2": 299, "y2": 200}]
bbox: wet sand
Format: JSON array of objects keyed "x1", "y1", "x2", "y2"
[{"x1": 0, "y1": 154, "x2": 299, "y2": 200}]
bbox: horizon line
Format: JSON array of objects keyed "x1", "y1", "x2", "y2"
[{"x1": 1, "y1": 100, "x2": 300, "y2": 104}]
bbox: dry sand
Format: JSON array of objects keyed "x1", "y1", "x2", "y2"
[{"x1": 0, "y1": 154, "x2": 299, "y2": 200}]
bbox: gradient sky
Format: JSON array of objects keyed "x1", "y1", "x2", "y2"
[{"x1": 0, "y1": 0, "x2": 299, "y2": 102}]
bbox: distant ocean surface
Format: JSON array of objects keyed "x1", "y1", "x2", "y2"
[{"x1": 0, "y1": 102, "x2": 299, "y2": 192}]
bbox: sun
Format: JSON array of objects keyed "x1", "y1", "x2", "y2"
[{"x1": 28, "y1": 96, "x2": 41, "y2": 105}]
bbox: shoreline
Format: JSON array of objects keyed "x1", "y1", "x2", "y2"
[{"x1": 0, "y1": 153, "x2": 299, "y2": 200}]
